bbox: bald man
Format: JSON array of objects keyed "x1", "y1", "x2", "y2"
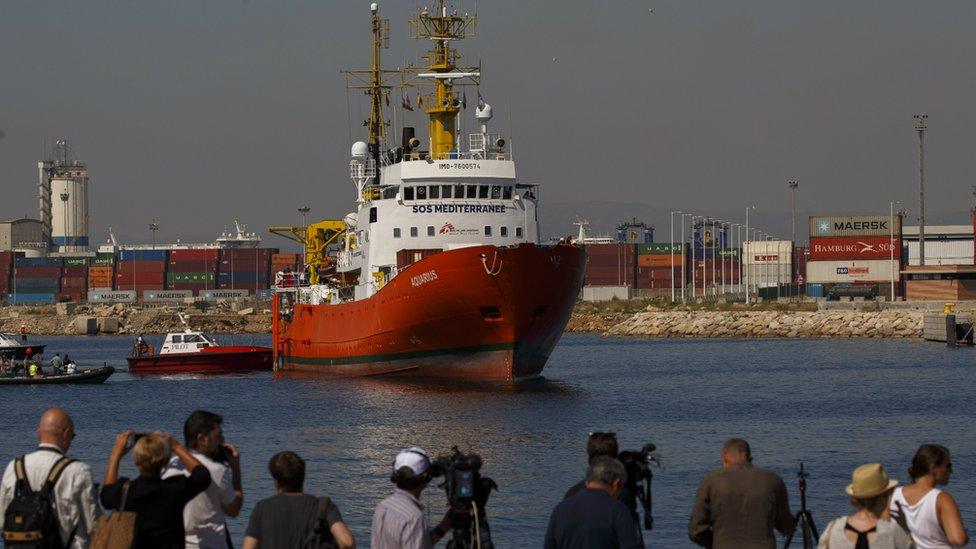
[{"x1": 0, "y1": 407, "x2": 101, "y2": 548}]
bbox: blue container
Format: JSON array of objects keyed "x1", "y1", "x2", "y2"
[
  {"x1": 7, "y1": 293, "x2": 56, "y2": 304},
  {"x1": 12, "y1": 277, "x2": 60, "y2": 290},
  {"x1": 14, "y1": 257, "x2": 63, "y2": 268},
  {"x1": 256, "y1": 289, "x2": 275, "y2": 299},
  {"x1": 118, "y1": 250, "x2": 168, "y2": 262},
  {"x1": 806, "y1": 283, "x2": 824, "y2": 298}
]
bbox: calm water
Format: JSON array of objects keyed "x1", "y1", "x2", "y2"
[{"x1": 1, "y1": 334, "x2": 973, "y2": 548}]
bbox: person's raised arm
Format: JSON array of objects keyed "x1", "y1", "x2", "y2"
[
  {"x1": 220, "y1": 443, "x2": 244, "y2": 518},
  {"x1": 937, "y1": 491, "x2": 969, "y2": 547},
  {"x1": 104, "y1": 430, "x2": 134, "y2": 486}
]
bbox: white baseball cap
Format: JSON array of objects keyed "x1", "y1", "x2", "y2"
[{"x1": 393, "y1": 446, "x2": 431, "y2": 476}]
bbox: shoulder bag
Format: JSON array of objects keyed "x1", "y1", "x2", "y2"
[{"x1": 91, "y1": 481, "x2": 136, "y2": 549}]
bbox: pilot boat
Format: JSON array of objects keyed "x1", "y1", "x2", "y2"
[
  {"x1": 0, "y1": 333, "x2": 46, "y2": 360},
  {"x1": 127, "y1": 315, "x2": 272, "y2": 374}
]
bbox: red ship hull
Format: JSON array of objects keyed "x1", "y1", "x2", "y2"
[
  {"x1": 127, "y1": 347, "x2": 273, "y2": 374},
  {"x1": 273, "y1": 243, "x2": 585, "y2": 381}
]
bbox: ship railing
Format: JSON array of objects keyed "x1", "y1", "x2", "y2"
[
  {"x1": 467, "y1": 133, "x2": 508, "y2": 160},
  {"x1": 401, "y1": 149, "x2": 509, "y2": 162},
  {"x1": 349, "y1": 157, "x2": 377, "y2": 181}
]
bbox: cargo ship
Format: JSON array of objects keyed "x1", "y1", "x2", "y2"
[{"x1": 270, "y1": 2, "x2": 585, "y2": 380}]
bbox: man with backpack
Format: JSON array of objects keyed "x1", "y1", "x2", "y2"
[{"x1": 0, "y1": 407, "x2": 101, "y2": 548}]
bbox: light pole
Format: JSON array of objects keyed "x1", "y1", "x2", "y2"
[
  {"x1": 59, "y1": 192, "x2": 69, "y2": 251},
  {"x1": 681, "y1": 213, "x2": 692, "y2": 303},
  {"x1": 670, "y1": 211, "x2": 681, "y2": 302},
  {"x1": 788, "y1": 179, "x2": 798, "y2": 244},
  {"x1": 149, "y1": 219, "x2": 159, "y2": 250},
  {"x1": 744, "y1": 206, "x2": 755, "y2": 303},
  {"x1": 914, "y1": 114, "x2": 927, "y2": 265},
  {"x1": 691, "y1": 216, "x2": 701, "y2": 300},
  {"x1": 889, "y1": 201, "x2": 902, "y2": 301}
]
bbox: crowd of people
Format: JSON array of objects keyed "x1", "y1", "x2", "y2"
[
  {"x1": 0, "y1": 351, "x2": 78, "y2": 377},
  {"x1": 0, "y1": 409, "x2": 969, "y2": 548}
]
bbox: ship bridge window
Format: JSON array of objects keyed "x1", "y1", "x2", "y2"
[
  {"x1": 503, "y1": 186, "x2": 513, "y2": 200},
  {"x1": 393, "y1": 228, "x2": 401, "y2": 238},
  {"x1": 441, "y1": 185, "x2": 453, "y2": 198},
  {"x1": 455, "y1": 184, "x2": 466, "y2": 198},
  {"x1": 429, "y1": 185, "x2": 440, "y2": 199},
  {"x1": 369, "y1": 207, "x2": 377, "y2": 223},
  {"x1": 427, "y1": 226, "x2": 435, "y2": 236},
  {"x1": 416, "y1": 186, "x2": 427, "y2": 200},
  {"x1": 466, "y1": 185, "x2": 477, "y2": 199},
  {"x1": 171, "y1": 335, "x2": 182, "y2": 343},
  {"x1": 404, "y1": 187, "x2": 415, "y2": 201},
  {"x1": 184, "y1": 334, "x2": 203, "y2": 343},
  {"x1": 410, "y1": 227, "x2": 418, "y2": 237},
  {"x1": 516, "y1": 227, "x2": 523, "y2": 238},
  {"x1": 491, "y1": 186, "x2": 501, "y2": 199},
  {"x1": 484, "y1": 226, "x2": 492, "y2": 237},
  {"x1": 478, "y1": 185, "x2": 489, "y2": 199},
  {"x1": 500, "y1": 226, "x2": 508, "y2": 237}
]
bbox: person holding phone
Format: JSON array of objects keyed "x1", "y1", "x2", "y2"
[
  {"x1": 101, "y1": 430, "x2": 212, "y2": 549},
  {"x1": 162, "y1": 410, "x2": 244, "y2": 549}
]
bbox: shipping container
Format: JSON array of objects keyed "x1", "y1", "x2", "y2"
[
  {"x1": 638, "y1": 254, "x2": 686, "y2": 268},
  {"x1": 809, "y1": 215, "x2": 902, "y2": 238},
  {"x1": 585, "y1": 243, "x2": 636, "y2": 257},
  {"x1": 61, "y1": 266, "x2": 88, "y2": 277},
  {"x1": 60, "y1": 277, "x2": 87, "y2": 288},
  {"x1": 809, "y1": 236, "x2": 902, "y2": 261},
  {"x1": 806, "y1": 260, "x2": 898, "y2": 283},
  {"x1": 7, "y1": 293, "x2": 56, "y2": 304},
  {"x1": 168, "y1": 260, "x2": 217, "y2": 272},
  {"x1": 142, "y1": 290, "x2": 193, "y2": 302},
  {"x1": 216, "y1": 271, "x2": 268, "y2": 283},
  {"x1": 14, "y1": 257, "x2": 62, "y2": 268},
  {"x1": 91, "y1": 255, "x2": 116, "y2": 266},
  {"x1": 62, "y1": 257, "x2": 90, "y2": 267},
  {"x1": 12, "y1": 266, "x2": 61, "y2": 278},
  {"x1": 202, "y1": 290, "x2": 249, "y2": 300},
  {"x1": 167, "y1": 272, "x2": 215, "y2": 284},
  {"x1": 118, "y1": 250, "x2": 168, "y2": 262},
  {"x1": 743, "y1": 241, "x2": 793, "y2": 265},
  {"x1": 806, "y1": 283, "x2": 824, "y2": 297},
  {"x1": 636, "y1": 243, "x2": 685, "y2": 255},
  {"x1": 169, "y1": 249, "x2": 219, "y2": 261},
  {"x1": 12, "y1": 278, "x2": 60, "y2": 290},
  {"x1": 906, "y1": 240, "x2": 974, "y2": 266},
  {"x1": 116, "y1": 272, "x2": 166, "y2": 285},
  {"x1": 115, "y1": 260, "x2": 167, "y2": 273},
  {"x1": 88, "y1": 266, "x2": 113, "y2": 276},
  {"x1": 219, "y1": 248, "x2": 274, "y2": 260},
  {"x1": 87, "y1": 290, "x2": 137, "y2": 303}
]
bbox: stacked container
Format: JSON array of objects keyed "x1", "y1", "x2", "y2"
[
  {"x1": 10, "y1": 257, "x2": 62, "y2": 304},
  {"x1": 635, "y1": 243, "x2": 686, "y2": 289},
  {"x1": 0, "y1": 251, "x2": 12, "y2": 301},
  {"x1": 116, "y1": 250, "x2": 168, "y2": 295},
  {"x1": 59, "y1": 257, "x2": 89, "y2": 302},
  {"x1": 584, "y1": 244, "x2": 637, "y2": 286},
  {"x1": 688, "y1": 248, "x2": 741, "y2": 291},
  {"x1": 218, "y1": 248, "x2": 274, "y2": 292},
  {"x1": 807, "y1": 215, "x2": 901, "y2": 296},
  {"x1": 89, "y1": 253, "x2": 116, "y2": 290},
  {"x1": 167, "y1": 249, "x2": 218, "y2": 294},
  {"x1": 271, "y1": 253, "x2": 302, "y2": 274}
]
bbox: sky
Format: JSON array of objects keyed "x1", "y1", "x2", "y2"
[{"x1": 1, "y1": 0, "x2": 974, "y2": 246}]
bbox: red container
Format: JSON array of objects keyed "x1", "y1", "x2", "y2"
[
  {"x1": 169, "y1": 249, "x2": 219, "y2": 261},
  {"x1": 585, "y1": 244, "x2": 636, "y2": 257},
  {"x1": 61, "y1": 277, "x2": 88, "y2": 288},
  {"x1": 115, "y1": 260, "x2": 167, "y2": 273},
  {"x1": 808, "y1": 236, "x2": 901, "y2": 261},
  {"x1": 12, "y1": 266, "x2": 60, "y2": 278},
  {"x1": 219, "y1": 248, "x2": 274, "y2": 260},
  {"x1": 168, "y1": 260, "x2": 217, "y2": 272},
  {"x1": 56, "y1": 291, "x2": 85, "y2": 303},
  {"x1": 61, "y1": 266, "x2": 88, "y2": 277},
  {"x1": 116, "y1": 272, "x2": 165, "y2": 285}
]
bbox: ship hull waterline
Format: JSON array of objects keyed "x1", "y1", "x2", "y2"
[
  {"x1": 127, "y1": 347, "x2": 273, "y2": 374},
  {"x1": 273, "y1": 243, "x2": 585, "y2": 381}
]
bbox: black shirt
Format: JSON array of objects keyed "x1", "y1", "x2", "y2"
[
  {"x1": 565, "y1": 480, "x2": 637, "y2": 517},
  {"x1": 545, "y1": 487, "x2": 643, "y2": 549},
  {"x1": 100, "y1": 465, "x2": 211, "y2": 549},
  {"x1": 245, "y1": 493, "x2": 342, "y2": 549}
]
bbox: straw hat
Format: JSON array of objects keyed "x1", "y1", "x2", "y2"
[{"x1": 846, "y1": 463, "x2": 899, "y2": 497}]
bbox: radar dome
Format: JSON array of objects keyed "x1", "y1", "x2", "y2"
[
  {"x1": 351, "y1": 141, "x2": 368, "y2": 159},
  {"x1": 475, "y1": 103, "x2": 493, "y2": 122}
]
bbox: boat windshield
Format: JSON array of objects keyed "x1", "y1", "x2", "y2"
[{"x1": 0, "y1": 334, "x2": 18, "y2": 346}]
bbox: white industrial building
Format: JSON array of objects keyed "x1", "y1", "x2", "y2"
[{"x1": 902, "y1": 225, "x2": 973, "y2": 266}]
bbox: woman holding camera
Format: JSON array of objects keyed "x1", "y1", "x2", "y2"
[
  {"x1": 818, "y1": 463, "x2": 913, "y2": 548},
  {"x1": 101, "y1": 430, "x2": 212, "y2": 549},
  {"x1": 890, "y1": 444, "x2": 968, "y2": 549}
]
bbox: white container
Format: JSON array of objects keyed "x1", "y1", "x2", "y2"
[
  {"x1": 906, "y1": 240, "x2": 974, "y2": 266},
  {"x1": 806, "y1": 260, "x2": 898, "y2": 283}
]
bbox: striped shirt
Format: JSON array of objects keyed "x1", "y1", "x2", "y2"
[{"x1": 371, "y1": 488, "x2": 432, "y2": 549}]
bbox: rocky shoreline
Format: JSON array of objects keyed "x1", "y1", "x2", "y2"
[{"x1": 2, "y1": 303, "x2": 926, "y2": 339}]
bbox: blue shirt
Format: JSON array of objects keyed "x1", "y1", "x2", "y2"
[{"x1": 545, "y1": 487, "x2": 643, "y2": 549}]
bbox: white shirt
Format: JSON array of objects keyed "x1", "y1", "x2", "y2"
[
  {"x1": 371, "y1": 488, "x2": 432, "y2": 549},
  {"x1": 891, "y1": 486, "x2": 950, "y2": 549},
  {"x1": 161, "y1": 450, "x2": 236, "y2": 549},
  {"x1": 0, "y1": 444, "x2": 101, "y2": 549}
]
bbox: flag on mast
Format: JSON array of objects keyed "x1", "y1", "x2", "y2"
[
  {"x1": 401, "y1": 91, "x2": 414, "y2": 111},
  {"x1": 477, "y1": 90, "x2": 485, "y2": 110}
]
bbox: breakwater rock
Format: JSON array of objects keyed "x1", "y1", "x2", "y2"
[{"x1": 605, "y1": 310, "x2": 924, "y2": 339}]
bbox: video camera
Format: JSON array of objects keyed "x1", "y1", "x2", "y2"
[
  {"x1": 617, "y1": 443, "x2": 660, "y2": 531},
  {"x1": 430, "y1": 447, "x2": 498, "y2": 549}
]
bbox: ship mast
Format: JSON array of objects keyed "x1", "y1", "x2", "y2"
[{"x1": 410, "y1": 1, "x2": 478, "y2": 159}]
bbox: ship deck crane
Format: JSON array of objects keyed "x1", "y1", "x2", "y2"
[{"x1": 268, "y1": 220, "x2": 347, "y2": 284}]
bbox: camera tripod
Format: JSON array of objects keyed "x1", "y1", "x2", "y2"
[{"x1": 783, "y1": 462, "x2": 818, "y2": 549}]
